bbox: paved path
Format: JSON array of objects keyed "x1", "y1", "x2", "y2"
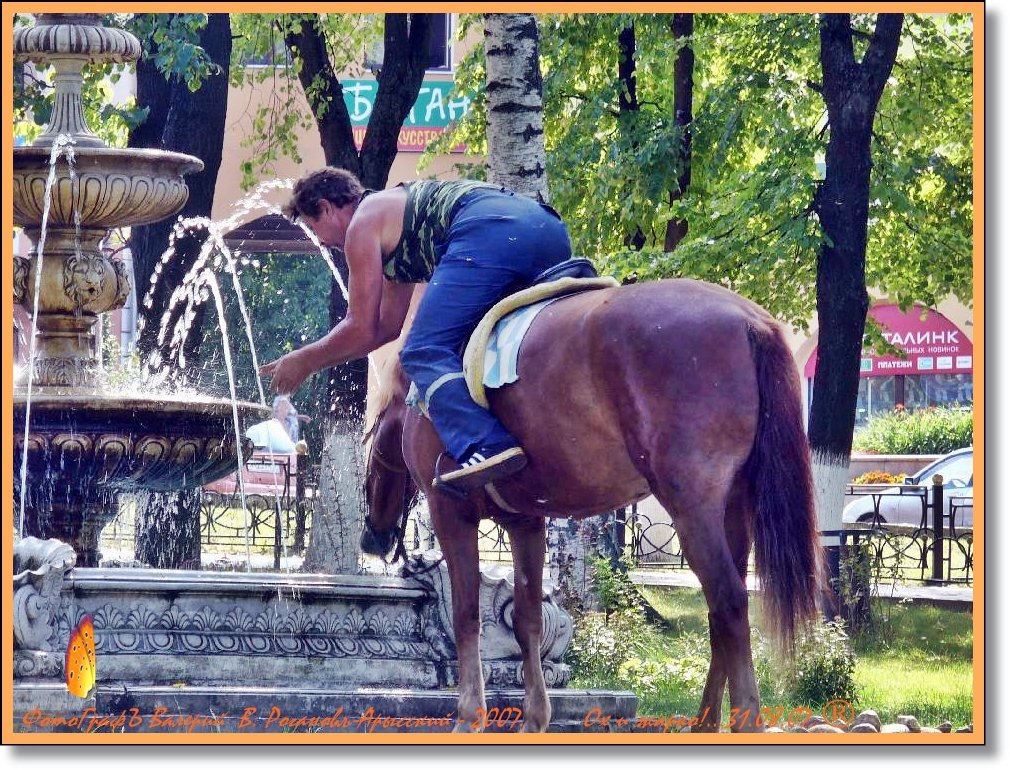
[{"x1": 630, "y1": 569, "x2": 973, "y2": 609}]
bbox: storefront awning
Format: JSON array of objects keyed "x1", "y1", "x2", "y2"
[{"x1": 803, "y1": 303, "x2": 972, "y2": 378}]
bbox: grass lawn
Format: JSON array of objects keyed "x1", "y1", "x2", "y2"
[
  {"x1": 569, "y1": 585, "x2": 973, "y2": 729},
  {"x1": 849, "y1": 600, "x2": 973, "y2": 727}
]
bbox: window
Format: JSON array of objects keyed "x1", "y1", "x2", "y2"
[
  {"x1": 853, "y1": 373, "x2": 974, "y2": 427},
  {"x1": 426, "y1": 14, "x2": 452, "y2": 71},
  {"x1": 365, "y1": 14, "x2": 453, "y2": 73}
]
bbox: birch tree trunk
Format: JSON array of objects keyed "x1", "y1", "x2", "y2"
[{"x1": 483, "y1": 13, "x2": 550, "y2": 202}]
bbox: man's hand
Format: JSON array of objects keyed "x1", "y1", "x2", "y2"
[{"x1": 260, "y1": 350, "x2": 312, "y2": 395}]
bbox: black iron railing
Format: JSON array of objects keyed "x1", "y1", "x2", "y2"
[{"x1": 841, "y1": 477, "x2": 973, "y2": 585}]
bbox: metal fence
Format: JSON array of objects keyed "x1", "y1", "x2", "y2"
[
  {"x1": 392, "y1": 479, "x2": 971, "y2": 586},
  {"x1": 100, "y1": 465, "x2": 971, "y2": 586},
  {"x1": 841, "y1": 479, "x2": 973, "y2": 585}
]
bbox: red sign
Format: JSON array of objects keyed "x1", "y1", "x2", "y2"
[
  {"x1": 351, "y1": 125, "x2": 463, "y2": 153},
  {"x1": 803, "y1": 304, "x2": 972, "y2": 378}
]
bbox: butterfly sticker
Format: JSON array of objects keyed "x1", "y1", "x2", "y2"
[{"x1": 65, "y1": 614, "x2": 96, "y2": 699}]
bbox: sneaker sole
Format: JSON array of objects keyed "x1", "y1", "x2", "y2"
[{"x1": 435, "y1": 448, "x2": 528, "y2": 491}]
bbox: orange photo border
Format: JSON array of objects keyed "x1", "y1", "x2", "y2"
[{"x1": 2, "y1": 1, "x2": 985, "y2": 747}]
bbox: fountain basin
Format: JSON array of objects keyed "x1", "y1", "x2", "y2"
[
  {"x1": 14, "y1": 392, "x2": 268, "y2": 565},
  {"x1": 14, "y1": 392, "x2": 267, "y2": 492},
  {"x1": 13, "y1": 146, "x2": 204, "y2": 230}
]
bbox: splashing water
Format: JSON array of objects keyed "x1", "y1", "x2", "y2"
[
  {"x1": 140, "y1": 179, "x2": 299, "y2": 403},
  {"x1": 193, "y1": 269, "x2": 255, "y2": 568},
  {"x1": 18, "y1": 135, "x2": 77, "y2": 538},
  {"x1": 296, "y1": 223, "x2": 381, "y2": 380}
]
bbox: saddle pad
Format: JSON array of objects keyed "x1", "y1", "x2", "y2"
[{"x1": 462, "y1": 276, "x2": 619, "y2": 408}]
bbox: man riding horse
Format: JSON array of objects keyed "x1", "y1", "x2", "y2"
[{"x1": 262, "y1": 167, "x2": 572, "y2": 492}]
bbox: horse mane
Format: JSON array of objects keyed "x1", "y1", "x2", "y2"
[
  {"x1": 364, "y1": 285, "x2": 425, "y2": 440},
  {"x1": 367, "y1": 343, "x2": 406, "y2": 438}
]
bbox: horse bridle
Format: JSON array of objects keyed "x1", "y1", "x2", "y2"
[{"x1": 363, "y1": 443, "x2": 413, "y2": 566}]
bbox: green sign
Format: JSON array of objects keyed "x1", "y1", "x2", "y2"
[{"x1": 343, "y1": 79, "x2": 472, "y2": 151}]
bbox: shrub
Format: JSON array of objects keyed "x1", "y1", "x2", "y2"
[
  {"x1": 566, "y1": 607, "x2": 651, "y2": 684},
  {"x1": 783, "y1": 618, "x2": 859, "y2": 707},
  {"x1": 852, "y1": 405, "x2": 973, "y2": 455}
]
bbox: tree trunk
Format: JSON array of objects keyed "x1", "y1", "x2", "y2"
[
  {"x1": 134, "y1": 489, "x2": 203, "y2": 569},
  {"x1": 809, "y1": 13, "x2": 903, "y2": 598},
  {"x1": 618, "y1": 24, "x2": 646, "y2": 251},
  {"x1": 126, "y1": 14, "x2": 231, "y2": 569},
  {"x1": 130, "y1": 14, "x2": 232, "y2": 374},
  {"x1": 283, "y1": 14, "x2": 437, "y2": 573},
  {"x1": 484, "y1": 13, "x2": 550, "y2": 202},
  {"x1": 664, "y1": 13, "x2": 694, "y2": 252},
  {"x1": 303, "y1": 421, "x2": 366, "y2": 574}
]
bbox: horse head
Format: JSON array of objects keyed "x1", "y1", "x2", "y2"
[{"x1": 360, "y1": 356, "x2": 416, "y2": 561}]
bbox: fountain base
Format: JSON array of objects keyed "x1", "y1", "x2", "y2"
[{"x1": 12, "y1": 543, "x2": 637, "y2": 734}]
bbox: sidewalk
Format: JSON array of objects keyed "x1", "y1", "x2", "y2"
[{"x1": 630, "y1": 569, "x2": 973, "y2": 611}]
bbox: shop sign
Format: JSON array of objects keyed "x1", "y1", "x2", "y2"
[
  {"x1": 344, "y1": 79, "x2": 471, "y2": 152},
  {"x1": 803, "y1": 304, "x2": 973, "y2": 378}
]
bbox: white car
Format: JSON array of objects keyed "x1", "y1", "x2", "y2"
[{"x1": 842, "y1": 447, "x2": 974, "y2": 529}]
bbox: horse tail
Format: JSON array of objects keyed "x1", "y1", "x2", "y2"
[{"x1": 745, "y1": 321, "x2": 823, "y2": 654}]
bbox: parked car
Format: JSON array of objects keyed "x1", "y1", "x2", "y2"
[{"x1": 842, "y1": 447, "x2": 974, "y2": 528}]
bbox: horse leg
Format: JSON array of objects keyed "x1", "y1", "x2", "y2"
[
  {"x1": 654, "y1": 480, "x2": 761, "y2": 733},
  {"x1": 428, "y1": 501, "x2": 487, "y2": 733},
  {"x1": 692, "y1": 479, "x2": 754, "y2": 731},
  {"x1": 501, "y1": 514, "x2": 551, "y2": 732}
]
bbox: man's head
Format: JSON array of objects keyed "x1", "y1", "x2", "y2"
[{"x1": 284, "y1": 168, "x2": 364, "y2": 249}]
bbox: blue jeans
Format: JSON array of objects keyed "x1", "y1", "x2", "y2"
[{"x1": 399, "y1": 186, "x2": 572, "y2": 461}]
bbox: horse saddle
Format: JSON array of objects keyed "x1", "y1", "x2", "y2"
[
  {"x1": 405, "y1": 260, "x2": 618, "y2": 418},
  {"x1": 462, "y1": 259, "x2": 619, "y2": 408}
]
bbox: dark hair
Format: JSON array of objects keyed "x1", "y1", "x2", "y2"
[{"x1": 283, "y1": 167, "x2": 364, "y2": 221}]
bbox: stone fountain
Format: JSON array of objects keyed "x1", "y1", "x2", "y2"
[
  {"x1": 10, "y1": 14, "x2": 635, "y2": 734},
  {"x1": 12, "y1": 13, "x2": 264, "y2": 567}
]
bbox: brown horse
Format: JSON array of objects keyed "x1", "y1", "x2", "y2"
[{"x1": 362, "y1": 278, "x2": 822, "y2": 733}]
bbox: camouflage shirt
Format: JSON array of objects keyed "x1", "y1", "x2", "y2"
[{"x1": 382, "y1": 179, "x2": 499, "y2": 282}]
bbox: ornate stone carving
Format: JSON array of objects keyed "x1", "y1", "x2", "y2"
[
  {"x1": 403, "y1": 552, "x2": 573, "y2": 687},
  {"x1": 26, "y1": 356, "x2": 99, "y2": 388},
  {"x1": 63, "y1": 251, "x2": 107, "y2": 309},
  {"x1": 109, "y1": 255, "x2": 131, "y2": 311},
  {"x1": 13, "y1": 537, "x2": 77, "y2": 678},
  {"x1": 14, "y1": 255, "x2": 29, "y2": 306},
  {"x1": 86, "y1": 601, "x2": 430, "y2": 660}
]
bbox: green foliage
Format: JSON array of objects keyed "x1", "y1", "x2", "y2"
[
  {"x1": 785, "y1": 618, "x2": 860, "y2": 706},
  {"x1": 131, "y1": 14, "x2": 221, "y2": 91},
  {"x1": 852, "y1": 404, "x2": 973, "y2": 455},
  {"x1": 588, "y1": 552, "x2": 643, "y2": 617},
  {"x1": 228, "y1": 14, "x2": 383, "y2": 189},
  {"x1": 566, "y1": 607, "x2": 652, "y2": 687},
  {"x1": 433, "y1": 12, "x2": 973, "y2": 332},
  {"x1": 623, "y1": 586, "x2": 970, "y2": 726},
  {"x1": 419, "y1": 13, "x2": 487, "y2": 175},
  {"x1": 566, "y1": 552, "x2": 658, "y2": 687}
]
